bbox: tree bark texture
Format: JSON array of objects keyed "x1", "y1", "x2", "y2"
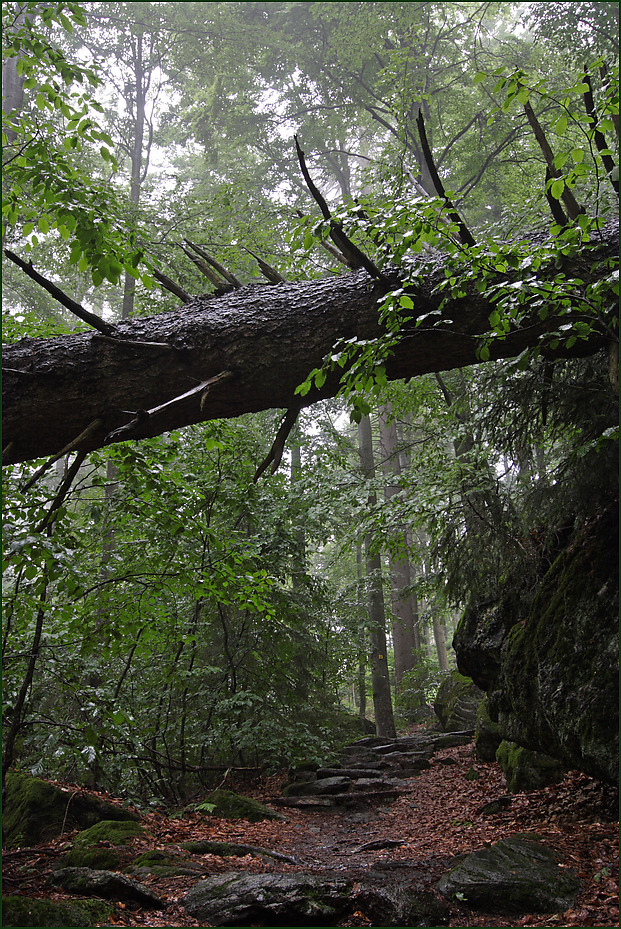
[
  {"x1": 358, "y1": 415, "x2": 397, "y2": 739},
  {"x1": 378, "y1": 404, "x2": 419, "y2": 692},
  {"x1": 2, "y1": 225, "x2": 617, "y2": 465}
]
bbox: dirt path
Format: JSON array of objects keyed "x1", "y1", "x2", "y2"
[{"x1": 3, "y1": 739, "x2": 618, "y2": 927}]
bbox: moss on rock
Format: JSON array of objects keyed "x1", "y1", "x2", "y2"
[
  {"x1": 497, "y1": 504, "x2": 618, "y2": 784},
  {"x1": 58, "y1": 846, "x2": 122, "y2": 870},
  {"x1": 453, "y1": 502, "x2": 618, "y2": 785},
  {"x1": 73, "y1": 819, "x2": 145, "y2": 846},
  {"x1": 434, "y1": 670, "x2": 485, "y2": 732},
  {"x1": 199, "y1": 789, "x2": 285, "y2": 822},
  {"x1": 129, "y1": 851, "x2": 202, "y2": 878},
  {"x1": 496, "y1": 741, "x2": 566, "y2": 793},
  {"x1": 475, "y1": 699, "x2": 502, "y2": 762},
  {"x1": 2, "y1": 773, "x2": 137, "y2": 849},
  {"x1": 2, "y1": 894, "x2": 113, "y2": 927},
  {"x1": 436, "y1": 834, "x2": 580, "y2": 913}
]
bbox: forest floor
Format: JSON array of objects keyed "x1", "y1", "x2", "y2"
[{"x1": 3, "y1": 734, "x2": 619, "y2": 928}]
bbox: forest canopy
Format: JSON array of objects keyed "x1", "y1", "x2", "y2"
[{"x1": 2, "y1": 1, "x2": 618, "y2": 798}]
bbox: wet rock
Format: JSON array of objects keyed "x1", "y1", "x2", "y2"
[
  {"x1": 434, "y1": 671, "x2": 485, "y2": 732},
  {"x1": 454, "y1": 502, "x2": 619, "y2": 785},
  {"x1": 475, "y1": 699, "x2": 502, "y2": 762},
  {"x1": 51, "y1": 867, "x2": 164, "y2": 908},
  {"x1": 182, "y1": 869, "x2": 449, "y2": 926},
  {"x1": 200, "y1": 788, "x2": 285, "y2": 822},
  {"x1": 496, "y1": 741, "x2": 566, "y2": 792},
  {"x1": 313, "y1": 775, "x2": 352, "y2": 794},
  {"x1": 436, "y1": 834, "x2": 580, "y2": 913}
]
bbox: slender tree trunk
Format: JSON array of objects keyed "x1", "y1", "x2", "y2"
[
  {"x1": 357, "y1": 414, "x2": 396, "y2": 738},
  {"x1": 378, "y1": 404, "x2": 418, "y2": 693},
  {"x1": 121, "y1": 32, "x2": 148, "y2": 320},
  {"x1": 356, "y1": 543, "x2": 367, "y2": 720},
  {"x1": 1, "y1": 6, "x2": 29, "y2": 144},
  {"x1": 432, "y1": 612, "x2": 450, "y2": 671},
  {"x1": 290, "y1": 424, "x2": 306, "y2": 586}
]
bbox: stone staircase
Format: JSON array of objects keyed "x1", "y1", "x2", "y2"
[{"x1": 275, "y1": 730, "x2": 474, "y2": 808}]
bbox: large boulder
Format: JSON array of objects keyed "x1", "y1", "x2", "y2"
[
  {"x1": 437, "y1": 834, "x2": 580, "y2": 914},
  {"x1": 51, "y1": 868, "x2": 164, "y2": 908},
  {"x1": 454, "y1": 502, "x2": 618, "y2": 784},
  {"x1": 182, "y1": 870, "x2": 448, "y2": 926},
  {"x1": 434, "y1": 670, "x2": 484, "y2": 732},
  {"x1": 2, "y1": 773, "x2": 138, "y2": 848},
  {"x1": 57, "y1": 819, "x2": 147, "y2": 870}
]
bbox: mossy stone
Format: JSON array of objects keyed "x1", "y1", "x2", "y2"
[
  {"x1": 475, "y1": 699, "x2": 502, "y2": 761},
  {"x1": 498, "y1": 505, "x2": 618, "y2": 784},
  {"x1": 1, "y1": 894, "x2": 113, "y2": 927},
  {"x1": 2, "y1": 772, "x2": 137, "y2": 848},
  {"x1": 58, "y1": 846, "x2": 122, "y2": 870},
  {"x1": 437, "y1": 834, "x2": 580, "y2": 913},
  {"x1": 496, "y1": 740, "x2": 566, "y2": 792},
  {"x1": 434, "y1": 670, "x2": 485, "y2": 732},
  {"x1": 129, "y1": 849, "x2": 201, "y2": 877},
  {"x1": 73, "y1": 818, "x2": 145, "y2": 846},
  {"x1": 200, "y1": 789, "x2": 285, "y2": 822}
]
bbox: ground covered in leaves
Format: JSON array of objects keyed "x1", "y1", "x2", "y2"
[{"x1": 3, "y1": 737, "x2": 618, "y2": 927}]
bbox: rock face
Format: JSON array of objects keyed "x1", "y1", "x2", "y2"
[
  {"x1": 2, "y1": 773, "x2": 138, "y2": 848},
  {"x1": 437, "y1": 834, "x2": 580, "y2": 914},
  {"x1": 182, "y1": 870, "x2": 449, "y2": 926},
  {"x1": 454, "y1": 502, "x2": 619, "y2": 785},
  {"x1": 474, "y1": 700, "x2": 502, "y2": 762},
  {"x1": 434, "y1": 670, "x2": 485, "y2": 732}
]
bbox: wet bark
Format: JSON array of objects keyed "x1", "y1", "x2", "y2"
[
  {"x1": 3, "y1": 226, "x2": 616, "y2": 465},
  {"x1": 357, "y1": 415, "x2": 396, "y2": 739}
]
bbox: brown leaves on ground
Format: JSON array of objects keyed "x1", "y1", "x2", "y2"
[{"x1": 2, "y1": 739, "x2": 618, "y2": 927}]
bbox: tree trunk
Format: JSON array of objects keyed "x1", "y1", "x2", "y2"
[
  {"x1": 357, "y1": 415, "x2": 396, "y2": 739},
  {"x1": 121, "y1": 31, "x2": 150, "y2": 320},
  {"x1": 378, "y1": 404, "x2": 418, "y2": 692},
  {"x1": 356, "y1": 543, "x2": 367, "y2": 720},
  {"x1": 432, "y1": 612, "x2": 450, "y2": 671},
  {"x1": 2, "y1": 225, "x2": 616, "y2": 465},
  {"x1": 290, "y1": 425, "x2": 306, "y2": 585}
]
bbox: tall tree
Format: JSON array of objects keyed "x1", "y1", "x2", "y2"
[{"x1": 357, "y1": 414, "x2": 396, "y2": 738}]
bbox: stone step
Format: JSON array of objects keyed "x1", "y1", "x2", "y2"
[{"x1": 316, "y1": 767, "x2": 386, "y2": 779}]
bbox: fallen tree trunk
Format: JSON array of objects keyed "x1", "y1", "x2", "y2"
[{"x1": 2, "y1": 227, "x2": 617, "y2": 465}]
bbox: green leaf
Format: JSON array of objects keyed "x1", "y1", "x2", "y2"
[
  {"x1": 399, "y1": 295, "x2": 414, "y2": 310},
  {"x1": 195, "y1": 801, "x2": 216, "y2": 813},
  {"x1": 473, "y1": 72, "x2": 488, "y2": 84},
  {"x1": 550, "y1": 178, "x2": 565, "y2": 200},
  {"x1": 554, "y1": 116, "x2": 568, "y2": 135}
]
